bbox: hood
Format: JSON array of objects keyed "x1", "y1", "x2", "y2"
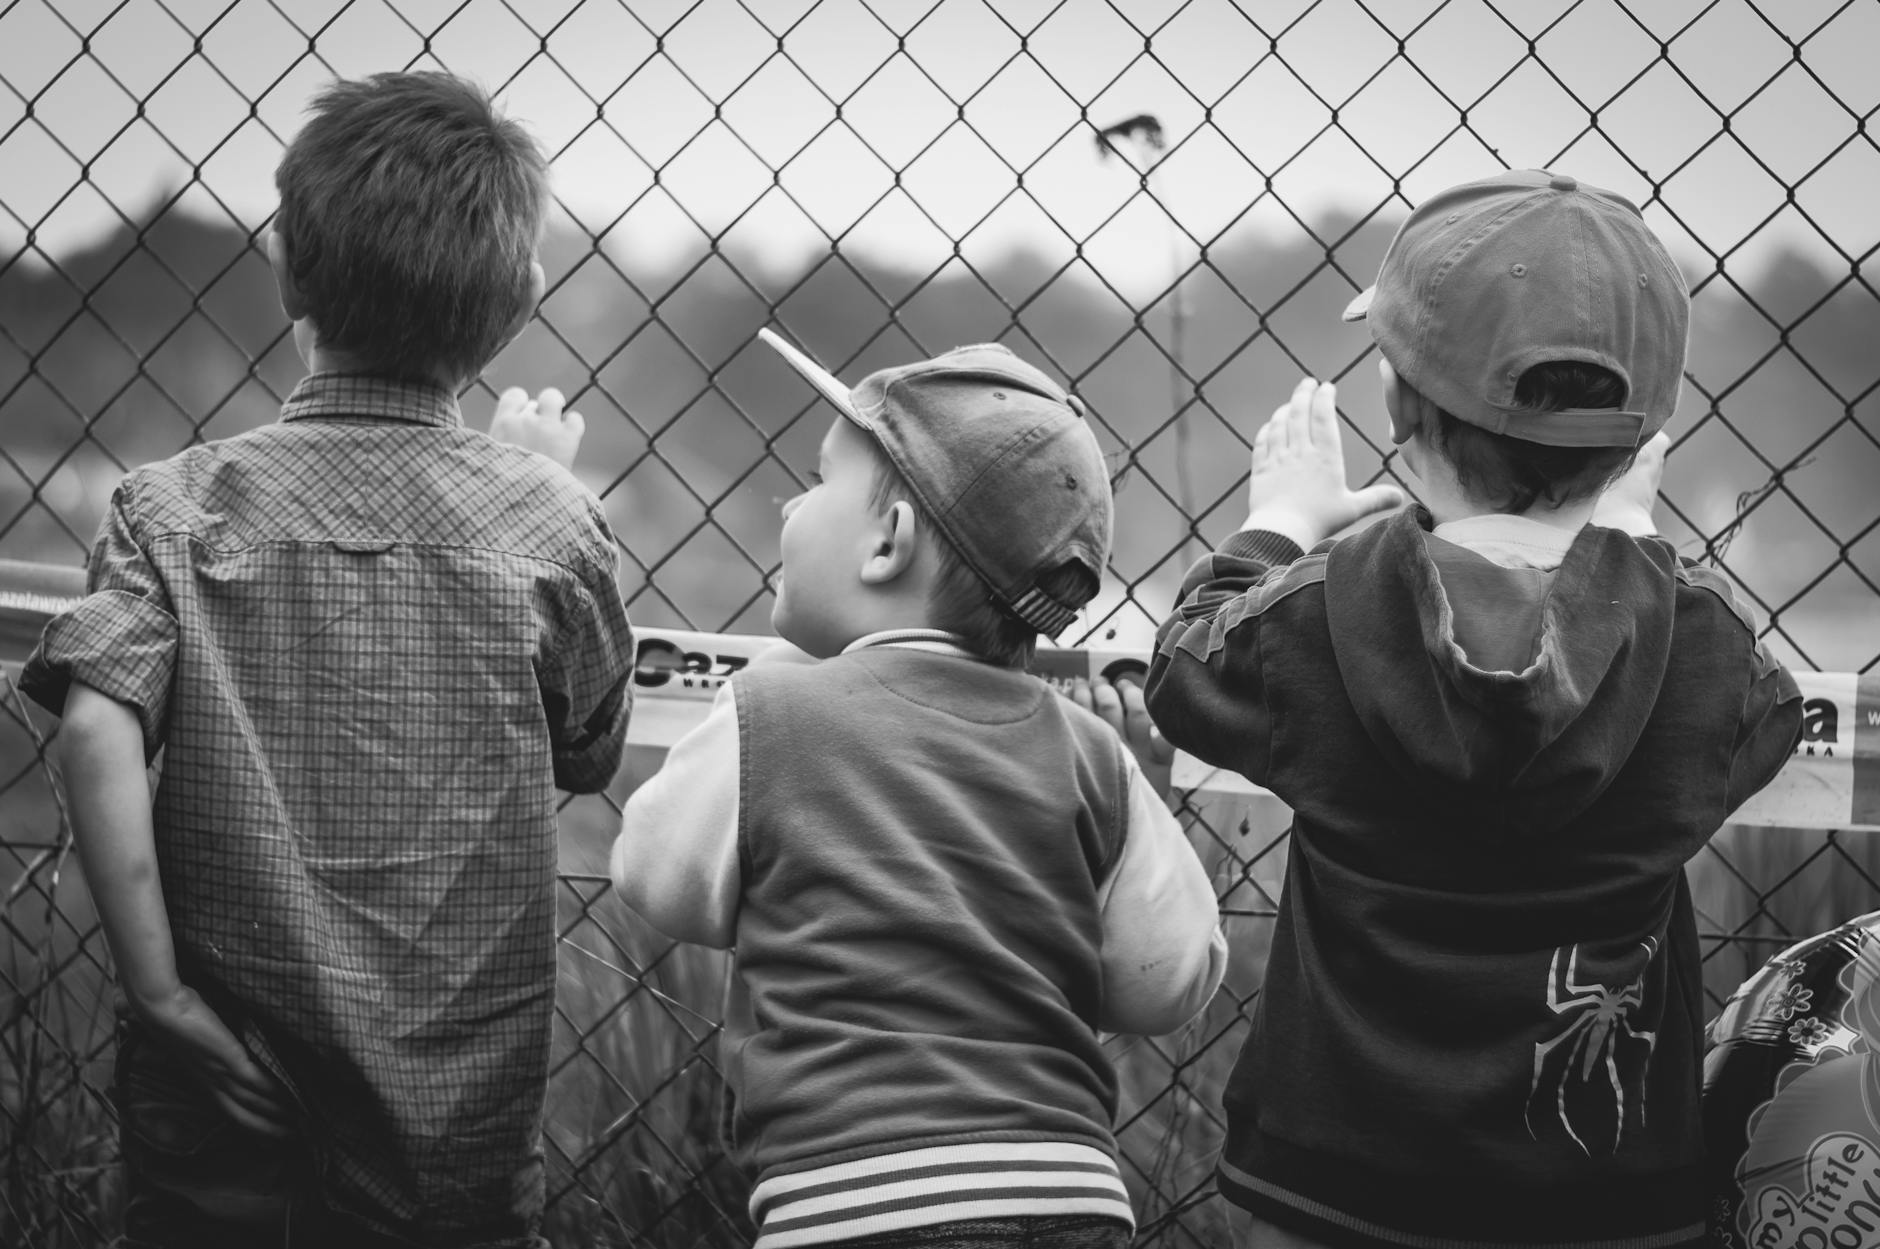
[{"x1": 1323, "y1": 507, "x2": 1678, "y2": 835}]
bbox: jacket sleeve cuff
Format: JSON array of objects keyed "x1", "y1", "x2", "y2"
[{"x1": 1218, "y1": 529, "x2": 1305, "y2": 567}]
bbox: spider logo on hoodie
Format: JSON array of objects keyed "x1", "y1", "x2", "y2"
[{"x1": 1525, "y1": 936, "x2": 1661, "y2": 1155}]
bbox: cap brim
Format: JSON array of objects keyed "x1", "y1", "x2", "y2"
[
  {"x1": 1341, "y1": 286, "x2": 1375, "y2": 322},
  {"x1": 756, "y1": 328, "x2": 861, "y2": 424}
]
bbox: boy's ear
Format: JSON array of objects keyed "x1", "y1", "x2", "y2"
[
  {"x1": 495, "y1": 259, "x2": 547, "y2": 353},
  {"x1": 859, "y1": 500, "x2": 920, "y2": 586},
  {"x1": 266, "y1": 229, "x2": 308, "y2": 322},
  {"x1": 1378, "y1": 356, "x2": 1430, "y2": 447}
]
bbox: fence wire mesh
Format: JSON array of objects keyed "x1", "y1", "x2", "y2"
[{"x1": 1, "y1": 0, "x2": 1877, "y2": 1244}]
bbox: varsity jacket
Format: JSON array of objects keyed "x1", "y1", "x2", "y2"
[
  {"x1": 1146, "y1": 506, "x2": 1803, "y2": 1249},
  {"x1": 610, "y1": 631, "x2": 1227, "y2": 1248}
]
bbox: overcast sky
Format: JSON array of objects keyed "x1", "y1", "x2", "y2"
[{"x1": 0, "y1": 0, "x2": 1873, "y2": 293}]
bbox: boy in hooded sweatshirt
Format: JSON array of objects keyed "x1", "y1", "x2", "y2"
[{"x1": 1144, "y1": 170, "x2": 1804, "y2": 1249}]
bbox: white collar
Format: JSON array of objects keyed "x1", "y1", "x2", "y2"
[
  {"x1": 1430, "y1": 513, "x2": 1579, "y2": 571},
  {"x1": 841, "y1": 628, "x2": 985, "y2": 661}
]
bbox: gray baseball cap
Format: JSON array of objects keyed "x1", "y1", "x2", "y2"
[
  {"x1": 758, "y1": 329, "x2": 1112, "y2": 639},
  {"x1": 1344, "y1": 169, "x2": 1690, "y2": 448}
]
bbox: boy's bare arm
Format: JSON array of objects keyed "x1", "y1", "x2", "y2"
[{"x1": 54, "y1": 684, "x2": 289, "y2": 1137}]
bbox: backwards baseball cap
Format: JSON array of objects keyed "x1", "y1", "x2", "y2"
[
  {"x1": 758, "y1": 328, "x2": 1112, "y2": 639},
  {"x1": 1343, "y1": 169, "x2": 1690, "y2": 448}
]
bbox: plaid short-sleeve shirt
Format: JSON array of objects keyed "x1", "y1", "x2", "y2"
[{"x1": 23, "y1": 373, "x2": 634, "y2": 1244}]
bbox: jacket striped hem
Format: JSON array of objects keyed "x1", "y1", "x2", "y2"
[{"x1": 750, "y1": 1141, "x2": 1135, "y2": 1248}]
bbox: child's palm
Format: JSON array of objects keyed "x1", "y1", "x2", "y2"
[
  {"x1": 1245, "y1": 378, "x2": 1404, "y2": 548},
  {"x1": 489, "y1": 387, "x2": 585, "y2": 471},
  {"x1": 1592, "y1": 431, "x2": 1670, "y2": 536}
]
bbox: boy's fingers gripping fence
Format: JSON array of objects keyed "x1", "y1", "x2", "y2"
[{"x1": 2, "y1": 558, "x2": 1874, "y2": 828}]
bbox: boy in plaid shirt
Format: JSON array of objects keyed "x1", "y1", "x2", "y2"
[{"x1": 24, "y1": 73, "x2": 632, "y2": 1248}]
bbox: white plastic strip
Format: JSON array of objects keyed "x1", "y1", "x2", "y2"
[{"x1": 4, "y1": 560, "x2": 1872, "y2": 828}]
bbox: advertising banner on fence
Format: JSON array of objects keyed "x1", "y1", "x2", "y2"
[
  {"x1": 1171, "y1": 670, "x2": 1880, "y2": 832},
  {"x1": 626, "y1": 630, "x2": 1880, "y2": 832},
  {"x1": 4, "y1": 562, "x2": 1874, "y2": 830},
  {"x1": 620, "y1": 626, "x2": 1157, "y2": 754},
  {"x1": 1739, "y1": 672, "x2": 1880, "y2": 830}
]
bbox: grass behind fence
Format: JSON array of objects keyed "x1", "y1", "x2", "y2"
[{"x1": 547, "y1": 883, "x2": 750, "y2": 1248}]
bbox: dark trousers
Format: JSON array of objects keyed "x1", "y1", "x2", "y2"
[
  {"x1": 111, "y1": 1021, "x2": 544, "y2": 1249},
  {"x1": 113, "y1": 1020, "x2": 307, "y2": 1248},
  {"x1": 829, "y1": 1216, "x2": 1133, "y2": 1248}
]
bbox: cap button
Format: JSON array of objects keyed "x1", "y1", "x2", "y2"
[{"x1": 1549, "y1": 172, "x2": 1577, "y2": 192}]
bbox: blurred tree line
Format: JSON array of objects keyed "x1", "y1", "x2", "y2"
[{"x1": 2, "y1": 204, "x2": 1874, "y2": 667}]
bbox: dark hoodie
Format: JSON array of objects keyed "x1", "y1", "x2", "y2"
[{"x1": 1147, "y1": 507, "x2": 1802, "y2": 1249}]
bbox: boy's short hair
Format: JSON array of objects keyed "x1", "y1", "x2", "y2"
[
  {"x1": 1346, "y1": 169, "x2": 1690, "y2": 454},
  {"x1": 862, "y1": 442, "x2": 1096, "y2": 667},
  {"x1": 759, "y1": 332, "x2": 1112, "y2": 658},
  {"x1": 1424, "y1": 361, "x2": 1637, "y2": 514},
  {"x1": 274, "y1": 72, "x2": 549, "y2": 382}
]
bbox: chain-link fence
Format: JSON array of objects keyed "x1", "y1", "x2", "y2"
[{"x1": 2, "y1": 0, "x2": 1878, "y2": 1244}]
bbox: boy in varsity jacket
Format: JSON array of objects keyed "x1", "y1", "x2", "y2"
[
  {"x1": 1145, "y1": 170, "x2": 1803, "y2": 1249},
  {"x1": 610, "y1": 334, "x2": 1226, "y2": 1249}
]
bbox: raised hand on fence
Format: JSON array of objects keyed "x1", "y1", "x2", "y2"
[
  {"x1": 1243, "y1": 377, "x2": 1405, "y2": 550},
  {"x1": 49, "y1": 685, "x2": 291, "y2": 1137},
  {"x1": 488, "y1": 386, "x2": 585, "y2": 471},
  {"x1": 1591, "y1": 430, "x2": 1671, "y2": 538}
]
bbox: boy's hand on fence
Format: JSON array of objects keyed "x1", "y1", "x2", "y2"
[
  {"x1": 1065, "y1": 675, "x2": 1176, "y2": 800},
  {"x1": 489, "y1": 387, "x2": 585, "y2": 471},
  {"x1": 139, "y1": 985, "x2": 293, "y2": 1138},
  {"x1": 1592, "y1": 430, "x2": 1670, "y2": 537},
  {"x1": 1243, "y1": 378, "x2": 1404, "y2": 549}
]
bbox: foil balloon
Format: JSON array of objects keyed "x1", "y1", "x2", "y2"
[{"x1": 1703, "y1": 911, "x2": 1880, "y2": 1249}]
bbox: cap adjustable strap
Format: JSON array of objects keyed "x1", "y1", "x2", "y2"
[
  {"x1": 1005, "y1": 586, "x2": 1080, "y2": 638},
  {"x1": 1481, "y1": 407, "x2": 1647, "y2": 449}
]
